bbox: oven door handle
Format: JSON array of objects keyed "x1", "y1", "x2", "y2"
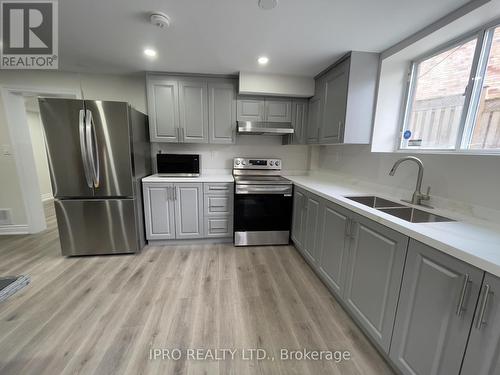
[{"x1": 236, "y1": 185, "x2": 292, "y2": 195}]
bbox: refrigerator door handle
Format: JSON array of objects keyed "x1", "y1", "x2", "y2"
[
  {"x1": 85, "y1": 109, "x2": 100, "y2": 188},
  {"x1": 79, "y1": 109, "x2": 93, "y2": 188}
]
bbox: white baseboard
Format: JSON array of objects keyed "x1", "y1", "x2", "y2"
[
  {"x1": 0, "y1": 224, "x2": 29, "y2": 235},
  {"x1": 41, "y1": 193, "x2": 53, "y2": 202}
]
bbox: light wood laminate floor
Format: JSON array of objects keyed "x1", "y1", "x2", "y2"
[{"x1": 0, "y1": 202, "x2": 394, "y2": 374}]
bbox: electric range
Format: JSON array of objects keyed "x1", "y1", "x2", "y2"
[{"x1": 232, "y1": 158, "x2": 293, "y2": 246}]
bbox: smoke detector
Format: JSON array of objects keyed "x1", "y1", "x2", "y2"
[
  {"x1": 258, "y1": 0, "x2": 278, "y2": 10},
  {"x1": 150, "y1": 12, "x2": 170, "y2": 29}
]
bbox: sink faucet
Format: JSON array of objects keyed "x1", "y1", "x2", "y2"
[{"x1": 389, "y1": 156, "x2": 432, "y2": 207}]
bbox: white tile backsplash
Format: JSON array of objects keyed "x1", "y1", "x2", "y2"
[{"x1": 151, "y1": 135, "x2": 310, "y2": 175}]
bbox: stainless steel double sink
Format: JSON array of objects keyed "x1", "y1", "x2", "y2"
[{"x1": 345, "y1": 196, "x2": 454, "y2": 223}]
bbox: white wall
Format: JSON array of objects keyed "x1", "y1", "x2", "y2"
[
  {"x1": 0, "y1": 70, "x2": 146, "y2": 226},
  {"x1": 312, "y1": 144, "x2": 500, "y2": 215},
  {"x1": 152, "y1": 136, "x2": 310, "y2": 174},
  {"x1": 25, "y1": 99, "x2": 52, "y2": 201}
]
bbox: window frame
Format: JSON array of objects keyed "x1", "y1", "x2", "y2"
[{"x1": 399, "y1": 18, "x2": 500, "y2": 154}]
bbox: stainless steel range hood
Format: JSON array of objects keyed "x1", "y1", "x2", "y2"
[{"x1": 237, "y1": 121, "x2": 294, "y2": 135}]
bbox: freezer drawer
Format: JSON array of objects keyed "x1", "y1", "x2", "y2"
[{"x1": 55, "y1": 199, "x2": 140, "y2": 256}]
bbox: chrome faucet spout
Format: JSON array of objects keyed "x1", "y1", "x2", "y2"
[{"x1": 388, "y1": 156, "x2": 431, "y2": 207}]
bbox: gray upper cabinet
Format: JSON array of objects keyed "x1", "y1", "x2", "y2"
[
  {"x1": 147, "y1": 78, "x2": 180, "y2": 143},
  {"x1": 208, "y1": 81, "x2": 236, "y2": 144},
  {"x1": 307, "y1": 95, "x2": 321, "y2": 144},
  {"x1": 390, "y1": 239, "x2": 483, "y2": 375},
  {"x1": 317, "y1": 201, "x2": 350, "y2": 297},
  {"x1": 237, "y1": 97, "x2": 292, "y2": 123},
  {"x1": 174, "y1": 183, "x2": 204, "y2": 239},
  {"x1": 265, "y1": 99, "x2": 292, "y2": 122},
  {"x1": 461, "y1": 273, "x2": 500, "y2": 375},
  {"x1": 285, "y1": 99, "x2": 308, "y2": 145},
  {"x1": 343, "y1": 214, "x2": 408, "y2": 352},
  {"x1": 143, "y1": 184, "x2": 176, "y2": 240},
  {"x1": 147, "y1": 74, "x2": 237, "y2": 144},
  {"x1": 178, "y1": 80, "x2": 209, "y2": 143},
  {"x1": 320, "y1": 59, "x2": 349, "y2": 143},
  {"x1": 310, "y1": 51, "x2": 379, "y2": 145},
  {"x1": 237, "y1": 97, "x2": 264, "y2": 122}
]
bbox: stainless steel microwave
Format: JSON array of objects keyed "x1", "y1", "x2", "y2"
[{"x1": 156, "y1": 154, "x2": 200, "y2": 176}]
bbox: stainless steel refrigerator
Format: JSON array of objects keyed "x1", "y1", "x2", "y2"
[{"x1": 38, "y1": 98, "x2": 151, "y2": 256}]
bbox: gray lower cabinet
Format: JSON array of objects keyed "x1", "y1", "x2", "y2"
[
  {"x1": 143, "y1": 184, "x2": 176, "y2": 240},
  {"x1": 317, "y1": 201, "x2": 350, "y2": 297},
  {"x1": 390, "y1": 239, "x2": 483, "y2": 375},
  {"x1": 143, "y1": 182, "x2": 212, "y2": 241},
  {"x1": 174, "y1": 183, "x2": 204, "y2": 239},
  {"x1": 343, "y1": 214, "x2": 408, "y2": 352},
  {"x1": 291, "y1": 188, "x2": 307, "y2": 250},
  {"x1": 208, "y1": 81, "x2": 236, "y2": 144},
  {"x1": 461, "y1": 273, "x2": 500, "y2": 375},
  {"x1": 302, "y1": 193, "x2": 321, "y2": 263},
  {"x1": 147, "y1": 78, "x2": 180, "y2": 143},
  {"x1": 203, "y1": 182, "x2": 233, "y2": 238},
  {"x1": 291, "y1": 185, "x2": 500, "y2": 375}
]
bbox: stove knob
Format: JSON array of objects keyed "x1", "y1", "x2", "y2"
[
  {"x1": 242, "y1": 160, "x2": 247, "y2": 166},
  {"x1": 235, "y1": 160, "x2": 240, "y2": 165},
  {"x1": 269, "y1": 161, "x2": 274, "y2": 166},
  {"x1": 275, "y1": 160, "x2": 280, "y2": 166}
]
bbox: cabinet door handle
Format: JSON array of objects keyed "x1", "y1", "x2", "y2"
[
  {"x1": 350, "y1": 220, "x2": 356, "y2": 239},
  {"x1": 344, "y1": 219, "x2": 351, "y2": 238},
  {"x1": 475, "y1": 284, "x2": 491, "y2": 329},
  {"x1": 456, "y1": 273, "x2": 472, "y2": 317},
  {"x1": 173, "y1": 187, "x2": 177, "y2": 200},
  {"x1": 166, "y1": 187, "x2": 171, "y2": 201}
]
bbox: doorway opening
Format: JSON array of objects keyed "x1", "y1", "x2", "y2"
[{"x1": 1, "y1": 86, "x2": 79, "y2": 234}]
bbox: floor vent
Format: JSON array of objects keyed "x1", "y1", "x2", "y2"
[{"x1": 0, "y1": 209, "x2": 12, "y2": 225}]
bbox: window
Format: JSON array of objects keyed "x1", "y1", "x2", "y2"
[{"x1": 401, "y1": 22, "x2": 500, "y2": 152}]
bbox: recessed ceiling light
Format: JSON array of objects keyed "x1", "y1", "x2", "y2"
[
  {"x1": 258, "y1": 56, "x2": 269, "y2": 65},
  {"x1": 258, "y1": 0, "x2": 278, "y2": 10},
  {"x1": 144, "y1": 48, "x2": 157, "y2": 58}
]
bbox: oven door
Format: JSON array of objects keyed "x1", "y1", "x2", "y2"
[{"x1": 234, "y1": 185, "x2": 293, "y2": 246}]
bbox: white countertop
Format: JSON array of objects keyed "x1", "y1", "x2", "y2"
[
  {"x1": 142, "y1": 174, "x2": 234, "y2": 183},
  {"x1": 284, "y1": 173, "x2": 500, "y2": 278}
]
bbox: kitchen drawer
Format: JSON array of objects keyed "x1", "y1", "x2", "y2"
[
  {"x1": 205, "y1": 217, "x2": 232, "y2": 238},
  {"x1": 204, "y1": 195, "x2": 232, "y2": 216},
  {"x1": 203, "y1": 182, "x2": 233, "y2": 194}
]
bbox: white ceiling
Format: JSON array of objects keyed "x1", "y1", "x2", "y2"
[{"x1": 59, "y1": 0, "x2": 471, "y2": 76}]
